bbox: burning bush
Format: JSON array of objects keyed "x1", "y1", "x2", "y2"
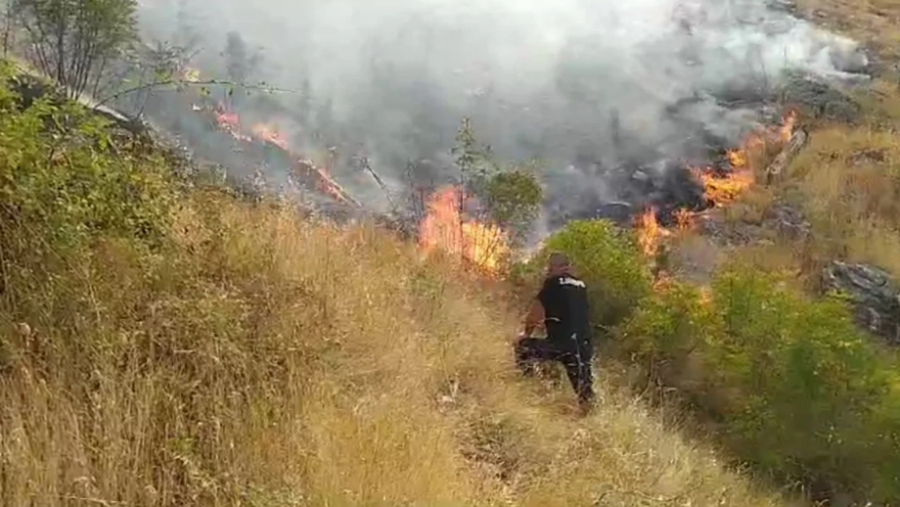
[
  {"x1": 418, "y1": 185, "x2": 512, "y2": 274},
  {"x1": 417, "y1": 120, "x2": 542, "y2": 276},
  {"x1": 618, "y1": 267, "x2": 900, "y2": 503}
]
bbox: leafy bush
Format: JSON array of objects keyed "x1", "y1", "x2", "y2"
[
  {"x1": 472, "y1": 142, "x2": 900, "y2": 504},
  {"x1": 482, "y1": 168, "x2": 542, "y2": 247},
  {"x1": 616, "y1": 279, "x2": 719, "y2": 398},
  {"x1": 540, "y1": 219, "x2": 652, "y2": 328},
  {"x1": 0, "y1": 62, "x2": 176, "y2": 262},
  {"x1": 619, "y1": 267, "x2": 900, "y2": 503}
]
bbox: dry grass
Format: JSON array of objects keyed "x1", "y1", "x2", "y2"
[
  {"x1": 794, "y1": 0, "x2": 900, "y2": 58},
  {"x1": 721, "y1": 186, "x2": 777, "y2": 227},
  {"x1": 782, "y1": 124, "x2": 900, "y2": 274},
  {"x1": 0, "y1": 188, "x2": 799, "y2": 506}
]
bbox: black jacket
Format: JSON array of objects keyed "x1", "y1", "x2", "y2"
[{"x1": 537, "y1": 273, "x2": 592, "y2": 346}]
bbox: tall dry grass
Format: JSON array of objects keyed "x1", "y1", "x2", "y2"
[
  {"x1": 713, "y1": 76, "x2": 900, "y2": 279},
  {"x1": 0, "y1": 187, "x2": 800, "y2": 506},
  {"x1": 794, "y1": 0, "x2": 900, "y2": 59},
  {"x1": 785, "y1": 124, "x2": 900, "y2": 275},
  {"x1": 756, "y1": 0, "x2": 900, "y2": 278}
]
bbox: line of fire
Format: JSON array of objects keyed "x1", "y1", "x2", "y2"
[{"x1": 113, "y1": 57, "x2": 803, "y2": 279}]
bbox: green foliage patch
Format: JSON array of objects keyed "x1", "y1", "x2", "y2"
[
  {"x1": 533, "y1": 217, "x2": 900, "y2": 503},
  {"x1": 540, "y1": 219, "x2": 652, "y2": 328},
  {"x1": 0, "y1": 61, "x2": 176, "y2": 292}
]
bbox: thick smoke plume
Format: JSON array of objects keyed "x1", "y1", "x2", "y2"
[{"x1": 134, "y1": 0, "x2": 868, "y2": 230}]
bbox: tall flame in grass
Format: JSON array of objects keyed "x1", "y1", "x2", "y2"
[
  {"x1": 418, "y1": 186, "x2": 510, "y2": 275},
  {"x1": 635, "y1": 207, "x2": 673, "y2": 257},
  {"x1": 692, "y1": 109, "x2": 798, "y2": 208}
]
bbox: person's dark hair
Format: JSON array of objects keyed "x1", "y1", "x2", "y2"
[{"x1": 547, "y1": 252, "x2": 571, "y2": 271}]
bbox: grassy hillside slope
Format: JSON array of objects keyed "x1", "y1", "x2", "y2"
[{"x1": 0, "y1": 62, "x2": 796, "y2": 505}]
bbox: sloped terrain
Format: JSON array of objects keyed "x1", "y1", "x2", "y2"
[{"x1": 0, "y1": 61, "x2": 797, "y2": 506}]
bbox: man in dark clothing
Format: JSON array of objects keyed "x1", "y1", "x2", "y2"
[{"x1": 514, "y1": 252, "x2": 595, "y2": 414}]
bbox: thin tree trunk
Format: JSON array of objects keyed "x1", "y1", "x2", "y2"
[
  {"x1": 2, "y1": 1, "x2": 12, "y2": 57},
  {"x1": 55, "y1": 11, "x2": 66, "y2": 90}
]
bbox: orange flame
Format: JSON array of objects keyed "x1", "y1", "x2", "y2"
[
  {"x1": 193, "y1": 100, "x2": 359, "y2": 207},
  {"x1": 691, "y1": 109, "x2": 797, "y2": 208},
  {"x1": 291, "y1": 158, "x2": 358, "y2": 206},
  {"x1": 251, "y1": 122, "x2": 290, "y2": 150},
  {"x1": 691, "y1": 164, "x2": 755, "y2": 206},
  {"x1": 215, "y1": 106, "x2": 240, "y2": 129},
  {"x1": 779, "y1": 109, "x2": 797, "y2": 143},
  {"x1": 634, "y1": 109, "x2": 798, "y2": 266},
  {"x1": 418, "y1": 186, "x2": 510, "y2": 274},
  {"x1": 635, "y1": 207, "x2": 673, "y2": 257},
  {"x1": 211, "y1": 103, "x2": 254, "y2": 142},
  {"x1": 674, "y1": 207, "x2": 694, "y2": 230}
]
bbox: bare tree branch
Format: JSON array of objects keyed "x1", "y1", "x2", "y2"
[
  {"x1": 92, "y1": 77, "x2": 297, "y2": 111},
  {"x1": 359, "y1": 156, "x2": 399, "y2": 215}
]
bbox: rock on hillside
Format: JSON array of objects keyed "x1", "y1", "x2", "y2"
[{"x1": 823, "y1": 261, "x2": 900, "y2": 344}]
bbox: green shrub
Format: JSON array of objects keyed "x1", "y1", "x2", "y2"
[
  {"x1": 619, "y1": 267, "x2": 900, "y2": 502},
  {"x1": 0, "y1": 62, "x2": 178, "y2": 323},
  {"x1": 617, "y1": 279, "x2": 720, "y2": 398},
  {"x1": 540, "y1": 219, "x2": 652, "y2": 328},
  {"x1": 712, "y1": 270, "x2": 898, "y2": 500},
  {"x1": 0, "y1": 62, "x2": 176, "y2": 262},
  {"x1": 482, "y1": 168, "x2": 542, "y2": 247}
]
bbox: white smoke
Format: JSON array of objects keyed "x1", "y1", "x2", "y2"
[{"x1": 135, "y1": 0, "x2": 867, "y2": 222}]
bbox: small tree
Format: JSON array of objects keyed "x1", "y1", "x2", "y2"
[
  {"x1": 452, "y1": 117, "x2": 495, "y2": 196},
  {"x1": 2, "y1": 0, "x2": 14, "y2": 56},
  {"x1": 449, "y1": 118, "x2": 543, "y2": 266},
  {"x1": 296, "y1": 77, "x2": 312, "y2": 125},
  {"x1": 224, "y1": 31, "x2": 256, "y2": 83},
  {"x1": 11, "y1": 0, "x2": 138, "y2": 99},
  {"x1": 482, "y1": 165, "x2": 542, "y2": 245}
]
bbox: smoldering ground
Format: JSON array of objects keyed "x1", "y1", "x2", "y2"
[{"x1": 134, "y1": 0, "x2": 868, "y2": 229}]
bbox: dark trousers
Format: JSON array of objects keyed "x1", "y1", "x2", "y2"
[{"x1": 514, "y1": 335, "x2": 595, "y2": 408}]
